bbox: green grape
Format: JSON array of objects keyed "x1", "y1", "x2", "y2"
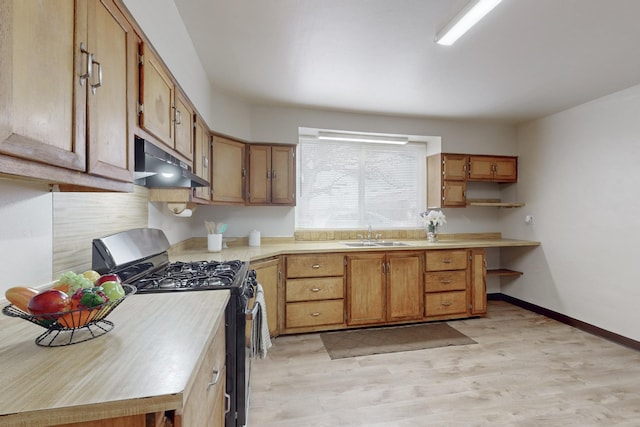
[{"x1": 56, "y1": 271, "x2": 93, "y2": 296}]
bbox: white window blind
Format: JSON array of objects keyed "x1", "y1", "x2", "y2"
[{"x1": 296, "y1": 137, "x2": 426, "y2": 229}]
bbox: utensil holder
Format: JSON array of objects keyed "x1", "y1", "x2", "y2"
[{"x1": 208, "y1": 234, "x2": 223, "y2": 252}]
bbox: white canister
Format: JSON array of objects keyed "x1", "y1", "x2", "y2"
[
  {"x1": 207, "y1": 234, "x2": 223, "y2": 252},
  {"x1": 249, "y1": 230, "x2": 261, "y2": 247}
]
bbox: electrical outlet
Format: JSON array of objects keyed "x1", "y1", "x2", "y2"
[{"x1": 525, "y1": 215, "x2": 534, "y2": 224}]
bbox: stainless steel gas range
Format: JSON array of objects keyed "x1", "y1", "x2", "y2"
[{"x1": 92, "y1": 228, "x2": 260, "y2": 427}]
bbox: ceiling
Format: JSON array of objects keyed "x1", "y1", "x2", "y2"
[{"x1": 172, "y1": 0, "x2": 640, "y2": 124}]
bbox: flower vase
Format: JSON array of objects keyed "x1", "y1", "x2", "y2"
[{"x1": 427, "y1": 225, "x2": 438, "y2": 243}]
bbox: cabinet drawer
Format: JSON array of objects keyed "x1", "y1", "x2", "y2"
[
  {"x1": 425, "y1": 271, "x2": 467, "y2": 292},
  {"x1": 286, "y1": 300, "x2": 344, "y2": 328},
  {"x1": 286, "y1": 254, "x2": 344, "y2": 278},
  {"x1": 425, "y1": 250, "x2": 467, "y2": 271},
  {"x1": 425, "y1": 291, "x2": 467, "y2": 316},
  {"x1": 286, "y1": 277, "x2": 344, "y2": 302}
]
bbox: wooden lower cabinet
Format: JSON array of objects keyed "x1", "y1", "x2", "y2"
[
  {"x1": 470, "y1": 248, "x2": 487, "y2": 315},
  {"x1": 286, "y1": 299, "x2": 344, "y2": 329},
  {"x1": 251, "y1": 257, "x2": 281, "y2": 336},
  {"x1": 346, "y1": 253, "x2": 386, "y2": 325},
  {"x1": 346, "y1": 251, "x2": 424, "y2": 326},
  {"x1": 283, "y1": 254, "x2": 346, "y2": 333},
  {"x1": 277, "y1": 248, "x2": 487, "y2": 335},
  {"x1": 175, "y1": 315, "x2": 226, "y2": 427},
  {"x1": 424, "y1": 248, "x2": 487, "y2": 319}
]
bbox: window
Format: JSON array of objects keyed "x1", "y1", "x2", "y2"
[{"x1": 296, "y1": 135, "x2": 426, "y2": 229}]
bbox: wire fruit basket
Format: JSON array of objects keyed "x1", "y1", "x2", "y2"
[{"x1": 2, "y1": 284, "x2": 136, "y2": 347}]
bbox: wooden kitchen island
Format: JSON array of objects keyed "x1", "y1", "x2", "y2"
[{"x1": 0, "y1": 290, "x2": 229, "y2": 427}]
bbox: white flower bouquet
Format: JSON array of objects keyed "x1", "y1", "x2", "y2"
[{"x1": 420, "y1": 210, "x2": 446, "y2": 242}]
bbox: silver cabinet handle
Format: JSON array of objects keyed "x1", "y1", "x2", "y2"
[
  {"x1": 90, "y1": 59, "x2": 102, "y2": 94},
  {"x1": 442, "y1": 259, "x2": 451, "y2": 264},
  {"x1": 175, "y1": 108, "x2": 182, "y2": 125},
  {"x1": 311, "y1": 264, "x2": 321, "y2": 269},
  {"x1": 79, "y1": 42, "x2": 92, "y2": 86},
  {"x1": 441, "y1": 301, "x2": 453, "y2": 307},
  {"x1": 310, "y1": 287, "x2": 321, "y2": 292},
  {"x1": 439, "y1": 279, "x2": 451, "y2": 284},
  {"x1": 206, "y1": 368, "x2": 221, "y2": 390},
  {"x1": 310, "y1": 312, "x2": 321, "y2": 317}
]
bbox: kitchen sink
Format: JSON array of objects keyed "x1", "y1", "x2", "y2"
[
  {"x1": 341, "y1": 241, "x2": 412, "y2": 247},
  {"x1": 374, "y1": 241, "x2": 412, "y2": 247},
  {"x1": 341, "y1": 241, "x2": 379, "y2": 247}
]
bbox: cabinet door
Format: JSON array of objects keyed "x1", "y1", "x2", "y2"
[
  {"x1": 139, "y1": 42, "x2": 175, "y2": 148},
  {"x1": 443, "y1": 181, "x2": 466, "y2": 207},
  {"x1": 470, "y1": 249, "x2": 487, "y2": 315},
  {"x1": 468, "y1": 155, "x2": 517, "y2": 182},
  {"x1": 86, "y1": 0, "x2": 135, "y2": 182},
  {"x1": 387, "y1": 252, "x2": 423, "y2": 322},
  {"x1": 211, "y1": 136, "x2": 245, "y2": 203},
  {"x1": 193, "y1": 117, "x2": 211, "y2": 200},
  {"x1": 493, "y1": 157, "x2": 517, "y2": 182},
  {"x1": 180, "y1": 318, "x2": 226, "y2": 427},
  {"x1": 468, "y1": 156, "x2": 494, "y2": 181},
  {"x1": 174, "y1": 91, "x2": 194, "y2": 163},
  {"x1": 1, "y1": 0, "x2": 85, "y2": 171},
  {"x1": 252, "y1": 257, "x2": 280, "y2": 337},
  {"x1": 442, "y1": 154, "x2": 468, "y2": 181},
  {"x1": 271, "y1": 145, "x2": 296, "y2": 205},
  {"x1": 247, "y1": 144, "x2": 271, "y2": 204},
  {"x1": 347, "y1": 253, "x2": 386, "y2": 326}
]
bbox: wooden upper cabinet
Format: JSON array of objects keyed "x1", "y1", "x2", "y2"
[
  {"x1": 138, "y1": 43, "x2": 194, "y2": 166},
  {"x1": 0, "y1": 0, "x2": 82, "y2": 171},
  {"x1": 247, "y1": 144, "x2": 296, "y2": 206},
  {"x1": 442, "y1": 154, "x2": 468, "y2": 181},
  {"x1": 468, "y1": 155, "x2": 517, "y2": 183},
  {"x1": 271, "y1": 145, "x2": 296, "y2": 205},
  {"x1": 211, "y1": 136, "x2": 245, "y2": 204},
  {"x1": 86, "y1": 0, "x2": 136, "y2": 182},
  {"x1": 427, "y1": 153, "x2": 468, "y2": 208},
  {"x1": 138, "y1": 42, "x2": 175, "y2": 149},
  {"x1": 0, "y1": 0, "x2": 134, "y2": 189},
  {"x1": 174, "y1": 90, "x2": 194, "y2": 161},
  {"x1": 193, "y1": 116, "x2": 211, "y2": 201},
  {"x1": 247, "y1": 145, "x2": 272, "y2": 204}
]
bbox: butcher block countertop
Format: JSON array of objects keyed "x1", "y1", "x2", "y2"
[
  {"x1": 0, "y1": 290, "x2": 229, "y2": 427},
  {"x1": 170, "y1": 236, "x2": 541, "y2": 263}
]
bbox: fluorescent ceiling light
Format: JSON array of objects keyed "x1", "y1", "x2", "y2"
[
  {"x1": 318, "y1": 131, "x2": 409, "y2": 145},
  {"x1": 435, "y1": 0, "x2": 502, "y2": 46}
]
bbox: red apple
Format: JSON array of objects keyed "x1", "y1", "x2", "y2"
[
  {"x1": 95, "y1": 273, "x2": 122, "y2": 286},
  {"x1": 27, "y1": 289, "x2": 71, "y2": 319}
]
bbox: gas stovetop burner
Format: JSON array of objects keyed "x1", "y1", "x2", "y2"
[{"x1": 132, "y1": 259, "x2": 247, "y2": 292}]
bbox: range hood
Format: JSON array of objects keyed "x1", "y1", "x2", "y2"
[{"x1": 134, "y1": 136, "x2": 207, "y2": 188}]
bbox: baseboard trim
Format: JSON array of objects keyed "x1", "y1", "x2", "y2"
[{"x1": 487, "y1": 293, "x2": 640, "y2": 352}]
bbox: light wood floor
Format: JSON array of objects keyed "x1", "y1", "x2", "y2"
[{"x1": 248, "y1": 301, "x2": 640, "y2": 426}]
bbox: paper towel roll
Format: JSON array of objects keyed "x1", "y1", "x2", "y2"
[
  {"x1": 249, "y1": 230, "x2": 261, "y2": 246},
  {"x1": 174, "y1": 208, "x2": 192, "y2": 218}
]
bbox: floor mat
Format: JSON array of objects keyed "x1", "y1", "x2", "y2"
[{"x1": 320, "y1": 322, "x2": 477, "y2": 359}]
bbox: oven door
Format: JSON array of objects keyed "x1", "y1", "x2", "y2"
[{"x1": 240, "y1": 296, "x2": 261, "y2": 426}]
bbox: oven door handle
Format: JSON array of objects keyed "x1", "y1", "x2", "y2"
[{"x1": 245, "y1": 300, "x2": 261, "y2": 319}]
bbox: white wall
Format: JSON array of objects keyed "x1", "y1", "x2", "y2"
[
  {"x1": 0, "y1": 178, "x2": 52, "y2": 293},
  {"x1": 121, "y1": 0, "x2": 252, "y2": 140},
  {"x1": 502, "y1": 83, "x2": 640, "y2": 341}
]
